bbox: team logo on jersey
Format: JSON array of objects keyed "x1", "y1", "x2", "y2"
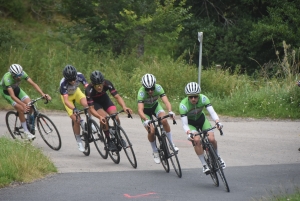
[
  {"x1": 202, "y1": 96, "x2": 206, "y2": 103},
  {"x1": 157, "y1": 85, "x2": 162, "y2": 91},
  {"x1": 140, "y1": 91, "x2": 145, "y2": 97},
  {"x1": 180, "y1": 104, "x2": 187, "y2": 111}
]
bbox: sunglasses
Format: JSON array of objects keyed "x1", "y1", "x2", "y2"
[
  {"x1": 67, "y1": 79, "x2": 76, "y2": 82},
  {"x1": 145, "y1": 87, "x2": 155, "y2": 92},
  {"x1": 94, "y1": 83, "x2": 103, "y2": 88},
  {"x1": 13, "y1": 73, "x2": 23, "y2": 78},
  {"x1": 188, "y1": 95, "x2": 199, "y2": 99}
]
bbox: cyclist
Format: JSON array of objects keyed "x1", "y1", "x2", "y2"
[
  {"x1": 179, "y1": 82, "x2": 225, "y2": 174},
  {"x1": 59, "y1": 65, "x2": 89, "y2": 152},
  {"x1": 85, "y1": 70, "x2": 133, "y2": 151},
  {"x1": 137, "y1": 73, "x2": 178, "y2": 164},
  {"x1": 0, "y1": 64, "x2": 51, "y2": 140}
]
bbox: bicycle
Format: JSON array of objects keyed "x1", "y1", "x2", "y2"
[
  {"x1": 148, "y1": 114, "x2": 182, "y2": 178},
  {"x1": 73, "y1": 107, "x2": 106, "y2": 158},
  {"x1": 102, "y1": 110, "x2": 137, "y2": 168},
  {"x1": 5, "y1": 96, "x2": 62, "y2": 151},
  {"x1": 192, "y1": 126, "x2": 230, "y2": 192}
]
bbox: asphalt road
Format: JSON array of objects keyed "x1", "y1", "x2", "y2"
[{"x1": 0, "y1": 111, "x2": 300, "y2": 201}]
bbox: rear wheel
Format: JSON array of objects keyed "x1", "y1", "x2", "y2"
[
  {"x1": 117, "y1": 126, "x2": 137, "y2": 168},
  {"x1": 204, "y1": 147, "x2": 219, "y2": 187},
  {"x1": 6, "y1": 111, "x2": 24, "y2": 140},
  {"x1": 156, "y1": 135, "x2": 170, "y2": 173},
  {"x1": 36, "y1": 114, "x2": 62, "y2": 150},
  {"x1": 89, "y1": 119, "x2": 107, "y2": 159},
  {"x1": 164, "y1": 134, "x2": 182, "y2": 178}
]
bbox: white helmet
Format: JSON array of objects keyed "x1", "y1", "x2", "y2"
[
  {"x1": 185, "y1": 82, "x2": 201, "y2": 95},
  {"x1": 9, "y1": 64, "x2": 23, "y2": 76},
  {"x1": 141, "y1": 74, "x2": 156, "y2": 88}
]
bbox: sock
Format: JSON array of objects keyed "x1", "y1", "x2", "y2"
[
  {"x1": 150, "y1": 141, "x2": 158, "y2": 152},
  {"x1": 166, "y1": 132, "x2": 173, "y2": 144},
  {"x1": 198, "y1": 154, "x2": 207, "y2": 166},
  {"x1": 75, "y1": 134, "x2": 81, "y2": 143},
  {"x1": 21, "y1": 121, "x2": 29, "y2": 132}
]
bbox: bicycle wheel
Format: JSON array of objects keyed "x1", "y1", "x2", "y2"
[
  {"x1": 89, "y1": 119, "x2": 107, "y2": 159},
  {"x1": 164, "y1": 134, "x2": 182, "y2": 178},
  {"x1": 204, "y1": 147, "x2": 219, "y2": 187},
  {"x1": 117, "y1": 126, "x2": 137, "y2": 168},
  {"x1": 209, "y1": 144, "x2": 230, "y2": 192},
  {"x1": 106, "y1": 134, "x2": 120, "y2": 164},
  {"x1": 81, "y1": 125, "x2": 90, "y2": 156},
  {"x1": 36, "y1": 114, "x2": 62, "y2": 151},
  {"x1": 156, "y1": 135, "x2": 170, "y2": 173},
  {"x1": 5, "y1": 111, "x2": 24, "y2": 139}
]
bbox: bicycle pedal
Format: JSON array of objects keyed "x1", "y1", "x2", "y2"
[{"x1": 205, "y1": 171, "x2": 211, "y2": 175}]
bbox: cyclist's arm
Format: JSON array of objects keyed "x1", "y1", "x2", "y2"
[
  {"x1": 138, "y1": 102, "x2": 147, "y2": 121},
  {"x1": 180, "y1": 115, "x2": 190, "y2": 134},
  {"x1": 161, "y1": 95, "x2": 172, "y2": 112},
  {"x1": 27, "y1": 78, "x2": 51, "y2": 100},
  {"x1": 113, "y1": 94, "x2": 128, "y2": 110},
  {"x1": 206, "y1": 104, "x2": 220, "y2": 123}
]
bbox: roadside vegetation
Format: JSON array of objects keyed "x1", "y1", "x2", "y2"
[{"x1": 0, "y1": 137, "x2": 57, "y2": 188}]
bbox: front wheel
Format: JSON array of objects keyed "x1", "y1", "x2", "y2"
[
  {"x1": 105, "y1": 131, "x2": 120, "y2": 164},
  {"x1": 164, "y1": 134, "x2": 182, "y2": 178},
  {"x1": 37, "y1": 114, "x2": 61, "y2": 150},
  {"x1": 5, "y1": 111, "x2": 23, "y2": 139},
  {"x1": 89, "y1": 119, "x2": 107, "y2": 159},
  {"x1": 204, "y1": 147, "x2": 219, "y2": 187},
  {"x1": 117, "y1": 126, "x2": 137, "y2": 168},
  {"x1": 156, "y1": 135, "x2": 170, "y2": 173}
]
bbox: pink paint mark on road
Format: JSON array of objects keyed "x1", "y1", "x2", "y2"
[{"x1": 124, "y1": 192, "x2": 158, "y2": 198}]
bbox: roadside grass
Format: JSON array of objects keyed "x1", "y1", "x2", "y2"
[
  {"x1": 0, "y1": 137, "x2": 57, "y2": 188},
  {"x1": 255, "y1": 186, "x2": 300, "y2": 201}
]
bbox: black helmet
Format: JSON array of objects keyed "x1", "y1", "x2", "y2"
[
  {"x1": 90, "y1": 70, "x2": 104, "y2": 85},
  {"x1": 63, "y1": 65, "x2": 77, "y2": 81}
]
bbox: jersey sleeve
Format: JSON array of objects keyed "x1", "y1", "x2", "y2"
[
  {"x1": 85, "y1": 85, "x2": 94, "y2": 106},
  {"x1": 179, "y1": 98, "x2": 189, "y2": 116},
  {"x1": 137, "y1": 87, "x2": 145, "y2": 103},
  {"x1": 77, "y1": 73, "x2": 89, "y2": 87},
  {"x1": 105, "y1": 80, "x2": 118, "y2": 96},
  {"x1": 156, "y1": 84, "x2": 166, "y2": 97}
]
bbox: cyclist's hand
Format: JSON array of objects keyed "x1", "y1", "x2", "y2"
[
  {"x1": 43, "y1": 94, "x2": 52, "y2": 101},
  {"x1": 143, "y1": 120, "x2": 150, "y2": 127},
  {"x1": 124, "y1": 107, "x2": 133, "y2": 114},
  {"x1": 99, "y1": 116, "x2": 106, "y2": 124},
  {"x1": 23, "y1": 103, "x2": 30, "y2": 113},
  {"x1": 216, "y1": 122, "x2": 223, "y2": 129},
  {"x1": 73, "y1": 108, "x2": 79, "y2": 114},
  {"x1": 187, "y1": 133, "x2": 194, "y2": 141},
  {"x1": 169, "y1": 111, "x2": 175, "y2": 119}
]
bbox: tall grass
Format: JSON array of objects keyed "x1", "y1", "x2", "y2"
[
  {"x1": 1, "y1": 18, "x2": 300, "y2": 119},
  {"x1": 0, "y1": 137, "x2": 57, "y2": 188}
]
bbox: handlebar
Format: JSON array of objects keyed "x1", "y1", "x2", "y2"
[
  {"x1": 148, "y1": 114, "x2": 177, "y2": 125},
  {"x1": 105, "y1": 109, "x2": 133, "y2": 120},
  {"x1": 27, "y1": 96, "x2": 50, "y2": 106},
  {"x1": 193, "y1": 125, "x2": 224, "y2": 137}
]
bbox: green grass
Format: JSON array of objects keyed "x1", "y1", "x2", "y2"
[{"x1": 0, "y1": 137, "x2": 57, "y2": 188}]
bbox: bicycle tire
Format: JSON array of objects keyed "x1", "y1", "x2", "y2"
[
  {"x1": 81, "y1": 123, "x2": 90, "y2": 156},
  {"x1": 204, "y1": 146, "x2": 219, "y2": 187},
  {"x1": 156, "y1": 135, "x2": 170, "y2": 173},
  {"x1": 117, "y1": 126, "x2": 137, "y2": 168},
  {"x1": 164, "y1": 134, "x2": 182, "y2": 178},
  {"x1": 89, "y1": 119, "x2": 107, "y2": 159},
  {"x1": 209, "y1": 144, "x2": 230, "y2": 192},
  {"x1": 5, "y1": 111, "x2": 24, "y2": 139},
  {"x1": 37, "y1": 114, "x2": 62, "y2": 151},
  {"x1": 105, "y1": 133, "x2": 120, "y2": 164}
]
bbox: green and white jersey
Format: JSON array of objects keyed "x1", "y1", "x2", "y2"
[
  {"x1": 0, "y1": 71, "x2": 29, "y2": 90},
  {"x1": 179, "y1": 94, "x2": 211, "y2": 120},
  {"x1": 137, "y1": 84, "x2": 166, "y2": 108}
]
